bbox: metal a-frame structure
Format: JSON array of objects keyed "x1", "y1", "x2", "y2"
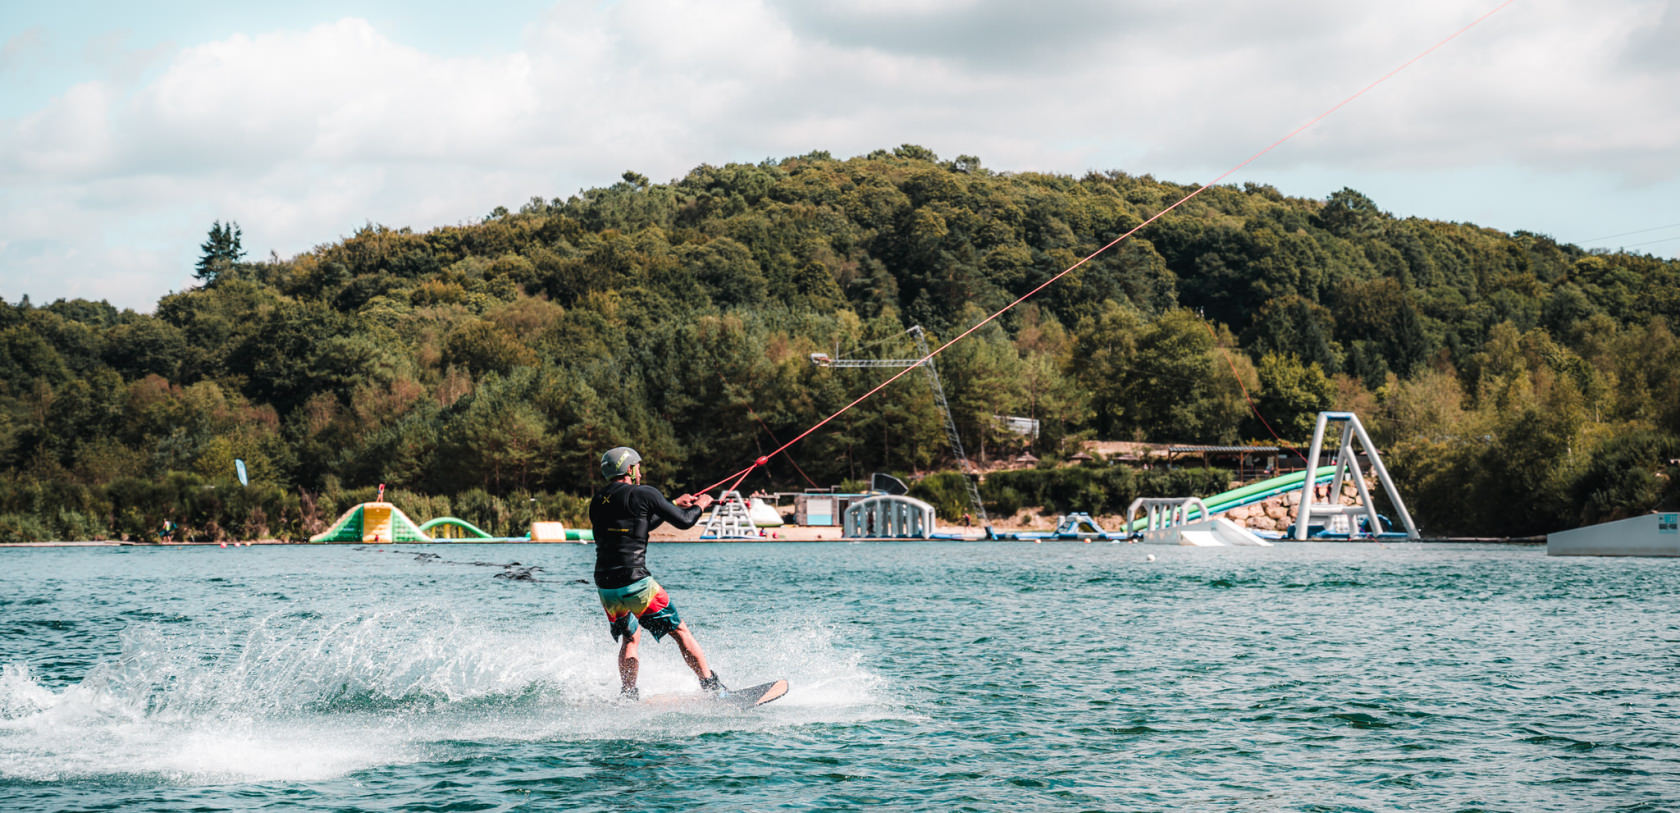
[
  {"x1": 701, "y1": 490, "x2": 757, "y2": 539},
  {"x1": 1292, "y1": 412, "x2": 1420, "y2": 540}
]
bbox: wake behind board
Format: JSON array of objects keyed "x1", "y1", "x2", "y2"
[{"x1": 642, "y1": 679, "x2": 789, "y2": 710}]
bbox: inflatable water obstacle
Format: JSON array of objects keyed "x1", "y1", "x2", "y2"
[
  {"x1": 1122, "y1": 467, "x2": 1339, "y2": 533},
  {"x1": 987, "y1": 412, "x2": 1420, "y2": 545},
  {"x1": 310, "y1": 502, "x2": 427, "y2": 543},
  {"x1": 984, "y1": 471, "x2": 1341, "y2": 543},
  {"x1": 308, "y1": 502, "x2": 592, "y2": 543}
]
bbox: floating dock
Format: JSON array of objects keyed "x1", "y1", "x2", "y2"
[{"x1": 1548, "y1": 513, "x2": 1680, "y2": 557}]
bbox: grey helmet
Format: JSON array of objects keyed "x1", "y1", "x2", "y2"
[{"x1": 600, "y1": 446, "x2": 642, "y2": 479}]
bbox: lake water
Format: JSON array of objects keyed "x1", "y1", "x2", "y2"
[{"x1": 2, "y1": 541, "x2": 1678, "y2": 811}]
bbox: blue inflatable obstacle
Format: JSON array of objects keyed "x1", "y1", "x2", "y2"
[{"x1": 988, "y1": 513, "x2": 1130, "y2": 542}]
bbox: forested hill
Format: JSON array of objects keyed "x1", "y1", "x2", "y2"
[{"x1": 2, "y1": 145, "x2": 1677, "y2": 540}]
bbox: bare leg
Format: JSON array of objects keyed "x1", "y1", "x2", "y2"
[
  {"x1": 668, "y1": 622, "x2": 713, "y2": 684},
  {"x1": 618, "y1": 627, "x2": 642, "y2": 695}
]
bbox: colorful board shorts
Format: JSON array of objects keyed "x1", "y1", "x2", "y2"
[{"x1": 598, "y1": 576, "x2": 683, "y2": 641}]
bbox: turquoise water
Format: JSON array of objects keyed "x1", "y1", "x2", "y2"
[{"x1": 3, "y1": 542, "x2": 1678, "y2": 811}]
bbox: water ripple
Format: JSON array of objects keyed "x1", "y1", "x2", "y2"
[{"x1": 2, "y1": 543, "x2": 1679, "y2": 810}]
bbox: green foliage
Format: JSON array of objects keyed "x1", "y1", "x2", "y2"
[
  {"x1": 908, "y1": 472, "x2": 977, "y2": 520},
  {"x1": 1253, "y1": 352, "x2": 1334, "y2": 439},
  {"x1": 1242, "y1": 295, "x2": 1341, "y2": 373},
  {"x1": 1071, "y1": 305, "x2": 1247, "y2": 443},
  {"x1": 0, "y1": 513, "x2": 50, "y2": 543},
  {"x1": 1318, "y1": 188, "x2": 1383, "y2": 238},
  {"x1": 443, "y1": 320, "x2": 537, "y2": 378},
  {"x1": 1567, "y1": 430, "x2": 1680, "y2": 526},
  {"x1": 3, "y1": 150, "x2": 1678, "y2": 538},
  {"x1": 196, "y1": 220, "x2": 246, "y2": 283}
]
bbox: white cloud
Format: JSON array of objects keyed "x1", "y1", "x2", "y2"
[
  {"x1": 123, "y1": 19, "x2": 541, "y2": 171},
  {"x1": 2, "y1": 26, "x2": 48, "y2": 70},
  {"x1": 8, "y1": 81, "x2": 116, "y2": 176},
  {"x1": 0, "y1": 0, "x2": 1675, "y2": 311}
]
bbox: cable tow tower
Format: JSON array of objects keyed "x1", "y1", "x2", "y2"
[{"x1": 810, "y1": 326, "x2": 988, "y2": 525}]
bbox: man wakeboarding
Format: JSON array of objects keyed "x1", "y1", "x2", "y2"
[{"x1": 590, "y1": 446, "x2": 725, "y2": 701}]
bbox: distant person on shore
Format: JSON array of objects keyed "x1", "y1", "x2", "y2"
[{"x1": 590, "y1": 446, "x2": 722, "y2": 701}]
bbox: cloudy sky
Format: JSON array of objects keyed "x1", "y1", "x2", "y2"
[{"x1": 2, "y1": 0, "x2": 1676, "y2": 312}]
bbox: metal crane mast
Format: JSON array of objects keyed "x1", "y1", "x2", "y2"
[{"x1": 809, "y1": 326, "x2": 988, "y2": 524}]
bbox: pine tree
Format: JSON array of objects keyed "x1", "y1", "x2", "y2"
[{"x1": 195, "y1": 220, "x2": 246, "y2": 283}]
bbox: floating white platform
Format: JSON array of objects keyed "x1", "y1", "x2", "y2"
[
  {"x1": 1135, "y1": 517, "x2": 1273, "y2": 547},
  {"x1": 1547, "y1": 512, "x2": 1680, "y2": 557}
]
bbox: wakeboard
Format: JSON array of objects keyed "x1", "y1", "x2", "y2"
[
  {"x1": 642, "y1": 679, "x2": 789, "y2": 709},
  {"x1": 717, "y1": 679, "x2": 789, "y2": 709}
]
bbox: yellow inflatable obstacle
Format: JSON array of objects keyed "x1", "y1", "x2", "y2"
[{"x1": 310, "y1": 502, "x2": 430, "y2": 543}]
